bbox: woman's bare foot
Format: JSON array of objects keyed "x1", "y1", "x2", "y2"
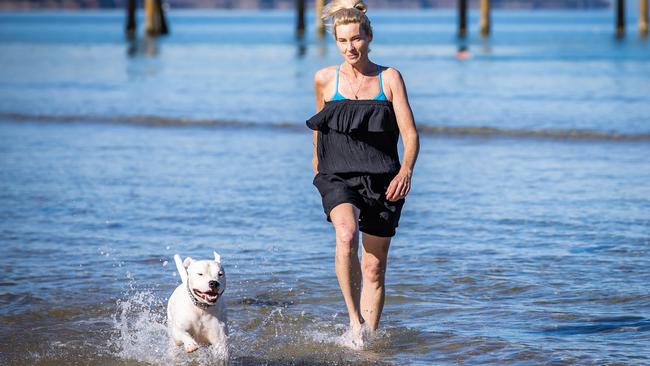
[{"x1": 340, "y1": 320, "x2": 372, "y2": 350}]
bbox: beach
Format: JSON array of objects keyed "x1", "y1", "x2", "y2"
[{"x1": 1, "y1": 9, "x2": 650, "y2": 365}]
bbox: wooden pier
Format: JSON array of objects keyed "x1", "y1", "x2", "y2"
[
  {"x1": 459, "y1": 0, "x2": 490, "y2": 37},
  {"x1": 124, "y1": 0, "x2": 169, "y2": 38},
  {"x1": 125, "y1": 1, "x2": 649, "y2": 40}
]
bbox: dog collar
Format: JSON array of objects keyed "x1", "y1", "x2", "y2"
[{"x1": 187, "y1": 283, "x2": 214, "y2": 309}]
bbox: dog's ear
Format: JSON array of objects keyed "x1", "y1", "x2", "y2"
[
  {"x1": 183, "y1": 257, "x2": 194, "y2": 267},
  {"x1": 213, "y1": 251, "x2": 221, "y2": 264}
]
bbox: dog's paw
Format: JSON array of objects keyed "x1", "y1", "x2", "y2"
[{"x1": 184, "y1": 342, "x2": 199, "y2": 353}]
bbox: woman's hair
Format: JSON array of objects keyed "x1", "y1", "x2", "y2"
[{"x1": 322, "y1": 0, "x2": 373, "y2": 39}]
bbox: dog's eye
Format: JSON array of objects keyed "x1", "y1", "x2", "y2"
[
  {"x1": 218, "y1": 271, "x2": 224, "y2": 277},
  {"x1": 197, "y1": 273, "x2": 204, "y2": 276}
]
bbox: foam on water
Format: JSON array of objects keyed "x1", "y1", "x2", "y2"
[
  {"x1": 111, "y1": 286, "x2": 229, "y2": 365},
  {"x1": 108, "y1": 278, "x2": 381, "y2": 365},
  {"x1": 329, "y1": 323, "x2": 376, "y2": 351},
  {"x1": 111, "y1": 288, "x2": 170, "y2": 363},
  {"x1": 3, "y1": 112, "x2": 650, "y2": 141}
]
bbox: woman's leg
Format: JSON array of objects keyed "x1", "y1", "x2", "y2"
[
  {"x1": 329, "y1": 203, "x2": 364, "y2": 330},
  {"x1": 360, "y1": 233, "x2": 392, "y2": 331}
]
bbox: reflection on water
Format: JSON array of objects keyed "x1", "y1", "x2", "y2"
[
  {"x1": 127, "y1": 36, "x2": 161, "y2": 57},
  {"x1": 296, "y1": 34, "x2": 307, "y2": 58}
]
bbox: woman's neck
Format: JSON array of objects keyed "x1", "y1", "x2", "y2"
[{"x1": 345, "y1": 59, "x2": 374, "y2": 77}]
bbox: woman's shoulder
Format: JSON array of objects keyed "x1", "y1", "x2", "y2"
[
  {"x1": 378, "y1": 66, "x2": 406, "y2": 100},
  {"x1": 313, "y1": 65, "x2": 338, "y2": 85},
  {"x1": 379, "y1": 66, "x2": 404, "y2": 84}
]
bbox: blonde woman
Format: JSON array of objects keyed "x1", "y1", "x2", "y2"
[{"x1": 306, "y1": 0, "x2": 419, "y2": 346}]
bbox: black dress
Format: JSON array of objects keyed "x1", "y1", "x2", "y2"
[{"x1": 307, "y1": 99, "x2": 405, "y2": 237}]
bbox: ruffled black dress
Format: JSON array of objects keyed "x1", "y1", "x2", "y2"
[{"x1": 307, "y1": 99, "x2": 404, "y2": 237}]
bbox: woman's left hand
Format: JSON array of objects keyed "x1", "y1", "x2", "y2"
[{"x1": 385, "y1": 171, "x2": 411, "y2": 202}]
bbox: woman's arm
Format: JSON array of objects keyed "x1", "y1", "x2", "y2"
[
  {"x1": 312, "y1": 68, "x2": 332, "y2": 175},
  {"x1": 384, "y1": 67, "x2": 420, "y2": 202},
  {"x1": 312, "y1": 131, "x2": 319, "y2": 175}
]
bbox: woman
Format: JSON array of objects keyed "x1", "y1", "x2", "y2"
[{"x1": 306, "y1": 0, "x2": 419, "y2": 346}]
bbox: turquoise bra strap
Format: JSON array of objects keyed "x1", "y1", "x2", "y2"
[
  {"x1": 375, "y1": 64, "x2": 388, "y2": 101},
  {"x1": 377, "y1": 64, "x2": 383, "y2": 91},
  {"x1": 331, "y1": 64, "x2": 386, "y2": 101},
  {"x1": 332, "y1": 65, "x2": 341, "y2": 100}
]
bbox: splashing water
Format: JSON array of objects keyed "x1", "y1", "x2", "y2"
[
  {"x1": 111, "y1": 289, "x2": 170, "y2": 364},
  {"x1": 110, "y1": 287, "x2": 229, "y2": 365},
  {"x1": 335, "y1": 323, "x2": 375, "y2": 351}
]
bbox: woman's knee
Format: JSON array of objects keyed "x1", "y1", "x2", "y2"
[
  {"x1": 361, "y1": 256, "x2": 386, "y2": 285},
  {"x1": 335, "y1": 225, "x2": 358, "y2": 257},
  {"x1": 335, "y1": 226, "x2": 356, "y2": 244}
]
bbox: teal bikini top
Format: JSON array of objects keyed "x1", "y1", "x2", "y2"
[{"x1": 330, "y1": 64, "x2": 388, "y2": 101}]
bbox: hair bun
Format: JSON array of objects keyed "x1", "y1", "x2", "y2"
[
  {"x1": 354, "y1": 1, "x2": 367, "y2": 13},
  {"x1": 323, "y1": 0, "x2": 368, "y2": 18},
  {"x1": 321, "y1": 0, "x2": 373, "y2": 38}
]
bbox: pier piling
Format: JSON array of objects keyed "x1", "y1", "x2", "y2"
[
  {"x1": 157, "y1": 0, "x2": 169, "y2": 35},
  {"x1": 145, "y1": 0, "x2": 168, "y2": 36},
  {"x1": 145, "y1": 0, "x2": 154, "y2": 35},
  {"x1": 126, "y1": 0, "x2": 136, "y2": 38},
  {"x1": 616, "y1": 0, "x2": 625, "y2": 36},
  {"x1": 296, "y1": 0, "x2": 306, "y2": 38},
  {"x1": 641, "y1": 0, "x2": 649, "y2": 36},
  {"x1": 458, "y1": 0, "x2": 467, "y2": 37},
  {"x1": 315, "y1": 0, "x2": 325, "y2": 37},
  {"x1": 480, "y1": 0, "x2": 491, "y2": 36}
]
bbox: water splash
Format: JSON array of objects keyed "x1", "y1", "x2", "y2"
[
  {"x1": 340, "y1": 330, "x2": 366, "y2": 351},
  {"x1": 110, "y1": 287, "x2": 229, "y2": 365},
  {"x1": 111, "y1": 289, "x2": 170, "y2": 364}
]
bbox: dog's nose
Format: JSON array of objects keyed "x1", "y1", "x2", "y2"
[{"x1": 209, "y1": 280, "x2": 220, "y2": 289}]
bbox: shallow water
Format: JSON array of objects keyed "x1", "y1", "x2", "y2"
[
  {"x1": 1, "y1": 8, "x2": 650, "y2": 366},
  {"x1": 1, "y1": 119, "x2": 649, "y2": 365}
]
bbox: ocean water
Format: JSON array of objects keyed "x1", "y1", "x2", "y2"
[
  {"x1": 0, "y1": 10, "x2": 649, "y2": 134},
  {"x1": 1, "y1": 9, "x2": 650, "y2": 366}
]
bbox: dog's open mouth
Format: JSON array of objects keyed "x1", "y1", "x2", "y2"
[{"x1": 193, "y1": 289, "x2": 220, "y2": 303}]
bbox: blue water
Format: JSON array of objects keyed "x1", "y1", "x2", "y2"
[
  {"x1": 1, "y1": 9, "x2": 649, "y2": 366},
  {"x1": 0, "y1": 10, "x2": 649, "y2": 133}
]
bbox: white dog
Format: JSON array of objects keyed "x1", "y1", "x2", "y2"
[{"x1": 167, "y1": 252, "x2": 228, "y2": 354}]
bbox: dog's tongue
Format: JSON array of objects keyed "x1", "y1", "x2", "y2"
[{"x1": 196, "y1": 289, "x2": 219, "y2": 302}]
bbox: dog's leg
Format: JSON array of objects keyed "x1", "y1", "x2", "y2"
[
  {"x1": 176, "y1": 330, "x2": 199, "y2": 353},
  {"x1": 169, "y1": 326, "x2": 184, "y2": 347}
]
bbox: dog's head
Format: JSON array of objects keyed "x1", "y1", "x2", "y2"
[{"x1": 183, "y1": 252, "x2": 226, "y2": 305}]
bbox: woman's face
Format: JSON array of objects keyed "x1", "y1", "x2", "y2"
[{"x1": 335, "y1": 22, "x2": 371, "y2": 66}]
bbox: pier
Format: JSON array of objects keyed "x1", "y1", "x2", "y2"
[
  {"x1": 288, "y1": 0, "x2": 650, "y2": 39},
  {"x1": 121, "y1": 1, "x2": 649, "y2": 39},
  {"x1": 124, "y1": 0, "x2": 169, "y2": 38}
]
